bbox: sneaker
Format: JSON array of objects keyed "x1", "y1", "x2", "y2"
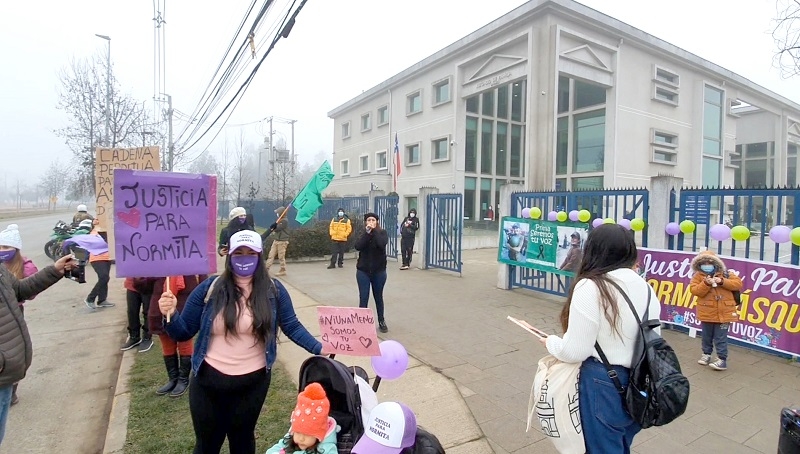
[
  {"x1": 121, "y1": 337, "x2": 142, "y2": 351},
  {"x1": 697, "y1": 354, "x2": 712, "y2": 366},
  {"x1": 10, "y1": 393, "x2": 18, "y2": 406},
  {"x1": 337, "y1": 264, "x2": 343, "y2": 268},
  {"x1": 84, "y1": 299, "x2": 95, "y2": 309},
  {"x1": 275, "y1": 270, "x2": 287, "y2": 277},
  {"x1": 378, "y1": 320, "x2": 388, "y2": 333},
  {"x1": 327, "y1": 264, "x2": 336, "y2": 269},
  {"x1": 709, "y1": 359, "x2": 727, "y2": 371},
  {"x1": 400, "y1": 265, "x2": 409, "y2": 270},
  {"x1": 137, "y1": 338, "x2": 154, "y2": 353},
  {"x1": 95, "y1": 301, "x2": 115, "y2": 308}
]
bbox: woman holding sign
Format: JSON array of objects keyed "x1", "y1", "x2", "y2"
[{"x1": 159, "y1": 230, "x2": 321, "y2": 454}]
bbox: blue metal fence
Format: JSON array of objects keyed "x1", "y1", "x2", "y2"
[
  {"x1": 425, "y1": 193, "x2": 463, "y2": 274},
  {"x1": 319, "y1": 197, "x2": 370, "y2": 223},
  {"x1": 509, "y1": 189, "x2": 650, "y2": 296},
  {"x1": 374, "y1": 195, "x2": 399, "y2": 258}
]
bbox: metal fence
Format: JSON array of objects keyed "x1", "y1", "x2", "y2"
[
  {"x1": 318, "y1": 197, "x2": 370, "y2": 223},
  {"x1": 374, "y1": 195, "x2": 399, "y2": 258},
  {"x1": 425, "y1": 193, "x2": 463, "y2": 274}
]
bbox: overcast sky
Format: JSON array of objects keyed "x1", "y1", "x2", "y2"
[{"x1": 1, "y1": 0, "x2": 797, "y2": 186}]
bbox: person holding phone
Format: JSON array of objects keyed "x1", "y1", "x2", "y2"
[{"x1": 355, "y1": 212, "x2": 389, "y2": 333}]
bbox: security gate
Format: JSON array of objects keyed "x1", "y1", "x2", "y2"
[
  {"x1": 374, "y1": 195, "x2": 399, "y2": 258},
  {"x1": 426, "y1": 193, "x2": 463, "y2": 274}
]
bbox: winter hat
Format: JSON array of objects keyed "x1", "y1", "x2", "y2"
[
  {"x1": 352, "y1": 402, "x2": 417, "y2": 454},
  {"x1": 364, "y1": 212, "x2": 380, "y2": 222},
  {"x1": 229, "y1": 206, "x2": 246, "y2": 220},
  {"x1": 229, "y1": 230, "x2": 262, "y2": 254},
  {"x1": 275, "y1": 206, "x2": 286, "y2": 216},
  {"x1": 0, "y1": 224, "x2": 22, "y2": 250},
  {"x1": 291, "y1": 383, "x2": 331, "y2": 442}
]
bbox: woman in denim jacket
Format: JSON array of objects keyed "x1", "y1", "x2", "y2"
[{"x1": 159, "y1": 230, "x2": 322, "y2": 454}]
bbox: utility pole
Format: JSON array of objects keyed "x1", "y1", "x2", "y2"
[
  {"x1": 95, "y1": 34, "x2": 111, "y2": 147},
  {"x1": 166, "y1": 94, "x2": 174, "y2": 171},
  {"x1": 289, "y1": 119, "x2": 297, "y2": 172}
]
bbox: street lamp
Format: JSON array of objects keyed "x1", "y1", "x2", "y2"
[{"x1": 95, "y1": 34, "x2": 111, "y2": 147}]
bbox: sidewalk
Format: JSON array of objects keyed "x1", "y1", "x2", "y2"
[{"x1": 275, "y1": 248, "x2": 800, "y2": 454}]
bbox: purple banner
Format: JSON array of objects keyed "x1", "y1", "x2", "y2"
[
  {"x1": 62, "y1": 235, "x2": 109, "y2": 256},
  {"x1": 639, "y1": 247, "x2": 800, "y2": 356},
  {"x1": 113, "y1": 169, "x2": 218, "y2": 278}
]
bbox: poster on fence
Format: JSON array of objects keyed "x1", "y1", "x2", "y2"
[
  {"x1": 112, "y1": 169, "x2": 217, "y2": 278},
  {"x1": 638, "y1": 247, "x2": 800, "y2": 356},
  {"x1": 497, "y1": 217, "x2": 588, "y2": 277}
]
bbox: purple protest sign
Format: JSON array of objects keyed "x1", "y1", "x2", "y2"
[
  {"x1": 113, "y1": 169, "x2": 217, "y2": 278},
  {"x1": 638, "y1": 247, "x2": 800, "y2": 356}
]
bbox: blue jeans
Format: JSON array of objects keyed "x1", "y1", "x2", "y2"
[
  {"x1": 701, "y1": 322, "x2": 729, "y2": 360},
  {"x1": 356, "y1": 270, "x2": 386, "y2": 321},
  {"x1": 0, "y1": 384, "x2": 13, "y2": 446},
  {"x1": 579, "y1": 359, "x2": 640, "y2": 453}
]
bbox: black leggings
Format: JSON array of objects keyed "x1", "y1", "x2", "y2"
[
  {"x1": 87, "y1": 261, "x2": 111, "y2": 303},
  {"x1": 189, "y1": 362, "x2": 271, "y2": 454}
]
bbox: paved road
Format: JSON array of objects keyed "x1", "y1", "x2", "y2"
[{"x1": 0, "y1": 213, "x2": 127, "y2": 454}]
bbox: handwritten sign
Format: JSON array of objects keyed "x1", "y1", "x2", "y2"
[
  {"x1": 317, "y1": 306, "x2": 380, "y2": 356},
  {"x1": 113, "y1": 169, "x2": 217, "y2": 278}
]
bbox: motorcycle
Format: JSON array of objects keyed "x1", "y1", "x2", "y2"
[{"x1": 44, "y1": 221, "x2": 91, "y2": 261}]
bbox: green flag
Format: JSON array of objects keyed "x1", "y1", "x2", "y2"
[{"x1": 292, "y1": 161, "x2": 335, "y2": 224}]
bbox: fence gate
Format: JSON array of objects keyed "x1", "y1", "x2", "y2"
[
  {"x1": 374, "y1": 195, "x2": 399, "y2": 258},
  {"x1": 426, "y1": 193, "x2": 463, "y2": 274}
]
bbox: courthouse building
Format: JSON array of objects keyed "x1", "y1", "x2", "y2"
[{"x1": 326, "y1": 0, "x2": 800, "y2": 222}]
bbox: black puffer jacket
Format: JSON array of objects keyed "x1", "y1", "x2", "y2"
[
  {"x1": 0, "y1": 264, "x2": 63, "y2": 387},
  {"x1": 355, "y1": 228, "x2": 388, "y2": 274},
  {"x1": 218, "y1": 217, "x2": 255, "y2": 254}
]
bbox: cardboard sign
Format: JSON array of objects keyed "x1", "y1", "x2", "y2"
[
  {"x1": 113, "y1": 169, "x2": 217, "y2": 278},
  {"x1": 317, "y1": 306, "x2": 381, "y2": 356}
]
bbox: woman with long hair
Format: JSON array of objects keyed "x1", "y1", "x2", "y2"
[
  {"x1": 159, "y1": 230, "x2": 321, "y2": 454},
  {"x1": 542, "y1": 224, "x2": 660, "y2": 453}
]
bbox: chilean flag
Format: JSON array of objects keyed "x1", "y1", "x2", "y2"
[{"x1": 393, "y1": 133, "x2": 401, "y2": 191}]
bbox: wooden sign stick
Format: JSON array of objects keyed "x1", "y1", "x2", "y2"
[{"x1": 165, "y1": 276, "x2": 171, "y2": 323}]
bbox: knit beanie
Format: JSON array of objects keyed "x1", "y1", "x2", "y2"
[
  {"x1": 229, "y1": 207, "x2": 246, "y2": 220},
  {"x1": 291, "y1": 383, "x2": 331, "y2": 441},
  {"x1": 364, "y1": 212, "x2": 380, "y2": 221},
  {"x1": 0, "y1": 224, "x2": 22, "y2": 250}
]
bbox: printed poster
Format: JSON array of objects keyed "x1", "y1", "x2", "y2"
[{"x1": 497, "y1": 217, "x2": 589, "y2": 277}]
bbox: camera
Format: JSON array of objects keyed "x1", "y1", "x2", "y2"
[{"x1": 64, "y1": 247, "x2": 88, "y2": 284}]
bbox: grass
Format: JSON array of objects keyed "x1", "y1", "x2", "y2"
[{"x1": 125, "y1": 338, "x2": 299, "y2": 454}]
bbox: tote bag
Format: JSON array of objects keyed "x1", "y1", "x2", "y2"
[{"x1": 527, "y1": 355, "x2": 584, "y2": 454}]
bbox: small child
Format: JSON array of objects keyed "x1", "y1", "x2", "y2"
[
  {"x1": 689, "y1": 250, "x2": 743, "y2": 371},
  {"x1": 266, "y1": 383, "x2": 338, "y2": 454}
]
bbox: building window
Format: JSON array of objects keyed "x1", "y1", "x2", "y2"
[
  {"x1": 361, "y1": 113, "x2": 371, "y2": 132},
  {"x1": 466, "y1": 95, "x2": 479, "y2": 114},
  {"x1": 556, "y1": 75, "x2": 606, "y2": 188},
  {"x1": 465, "y1": 116, "x2": 478, "y2": 172},
  {"x1": 736, "y1": 142, "x2": 776, "y2": 188},
  {"x1": 651, "y1": 129, "x2": 678, "y2": 165},
  {"x1": 653, "y1": 65, "x2": 680, "y2": 88},
  {"x1": 464, "y1": 177, "x2": 476, "y2": 220},
  {"x1": 406, "y1": 196, "x2": 418, "y2": 212},
  {"x1": 407, "y1": 90, "x2": 422, "y2": 115},
  {"x1": 789, "y1": 144, "x2": 797, "y2": 187},
  {"x1": 481, "y1": 119, "x2": 493, "y2": 174},
  {"x1": 572, "y1": 176, "x2": 604, "y2": 190},
  {"x1": 340, "y1": 159, "x2": 350, "y2": 176},
  {"x1": 702, "y1": 84, "x2": 724, "y2": 188},
  {"x1": 376, "y1": 150, "x2": 387, "y2": 170},
  {"x1": 574, "y1": 80, "x2": 606, "y2": 110},
  {"x1": 432, "y1": 138, "x2": 449, "y2": 162},
  {"x1": 653, "y1": 86, "x2": 679, "y2": 106},
  {"x1": 377, "y1": 105, "x2": 389, "y2": 126},
  {"x1": 359, "y1": 154, "x2": 369, "y2": 173},
  {"x1": 433, "y1": 77, "x2": 451, "y2": 105},
  {"x1": 496, "y1": 122, "x2": 507, "y2": 175},
  {"x1": 573, "y1": 111, "x2": 605, "y2": 173},
  {"x1": 405, "y1": 143, "x2": 420, "y2": 165},
  {"x1": 341, "y1": 122, "x2": 351, "y2": 139}
]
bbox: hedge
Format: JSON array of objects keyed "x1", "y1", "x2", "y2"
[{"x1": 261, "y1": 216, "x2": 366, "y2": 260}]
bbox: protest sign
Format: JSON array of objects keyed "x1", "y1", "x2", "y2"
[
  {"x1": 317, "y1": 306, "x2": 380, "y2": 356},
  {"x1": 497, "y1": 217, "x2": 588, "y2": 277},
  {"x1": 95, "y1": 146, "x2": 160, "y2": 259},
  {"x1": 113, "y1": 169, "x2": 217, "y2": 278},
  {"x1": 639, "y1": 247, "x2": 800, "y2": 356}
]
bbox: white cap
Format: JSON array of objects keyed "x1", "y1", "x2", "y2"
[
  {"x1": 229, "y1": 230, "x2": 262, "y2": 253},
  {"x1": 352, "y1": 402, "x2": 417, "y2": 454},
  {"x1": 77, "y1": 204, "x2": 88, "y2": 212},
  {"x1": 0, "y1": 224, "x2": 22, "y2": 250},
  {"x1": 229, "y1": 206, "x2": 246, "y2": 220}
]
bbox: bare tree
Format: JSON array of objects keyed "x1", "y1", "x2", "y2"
[
  {"x1": 39, "y1": 160, "x2": 70, "y2": 211},
  {"x1": 231, "y1": 131, "x2": 254, "y2": 202},
  {"x1": 774, "y1": 0, "x2": 800, "y2": 77},
  {"x1": 187, "y1": 150, "x2": 220, "y2": 175}
]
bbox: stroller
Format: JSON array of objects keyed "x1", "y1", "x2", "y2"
[{"x1": 297, "y1": 355, "x2": 379, "y2": 454}]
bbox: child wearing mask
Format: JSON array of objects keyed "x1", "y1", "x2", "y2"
[{"x1": 266, "y1": 383, "x2": 338, "y2": 454}]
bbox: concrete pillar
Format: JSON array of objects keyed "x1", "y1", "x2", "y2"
[
  {"x1": 417, "y1": 187, "x2": 439, "y2": 269},
  {"x1": 497, "y1": 184, "x2": 526, "y2": 289},
  {"x1": 368, "y1": 189, "x2": 385, "y2": 213},
  {"x1": 648, "y1": 175, "x2": 684, "y2": 249}
]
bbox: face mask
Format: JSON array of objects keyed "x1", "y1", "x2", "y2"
[
  {"x1": 237, "y1": 217, "x2": 247, "y2": 224},
  {"x1": 409, "y1": 213, "x2": 415, "y2": 218},
  {"x1": 230, "y1": 255, "x2": 259, "y2": 277},
  {"x1": 338, "y1": 211, "x2": 344, "y2": 217},
  {"x1": 0, "y1": 250, "x2": 16, "y2": 263},
  {"x1": 700, "y1": 264, "x2": 715, "y2": 274}
]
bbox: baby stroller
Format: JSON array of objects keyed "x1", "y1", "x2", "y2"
[{"x1": 298, "y1": 355, "x2": 379, "y2": 454}]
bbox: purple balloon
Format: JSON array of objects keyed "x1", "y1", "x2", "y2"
[
  {"x1": 709, "y1": 223, "x2": 731, "y2": 242},
  {"x1": 568, "y1": 210, "x2": 580, "y2": 222},
  {"x1": 665, "y1": 222, "x2": 681, "y2": 236},
  {"x1": 547, "y1": 211, "x2": 558, "y2": 221},
  {"x1": 521, "y1": 207, "x2": 531, "y2": 219},
  {"x1": 591, "y1": 218, "x2": 604, "y2": 228},
  {"x1": 371, "y1": 340, "x2": 409, "y2": 380},
  {"x1": 770, "y1": 225, "x2": 792, "y2": 244},
  {"x1": 618, "y1": 219, "x2": 632, "y2": 230}
]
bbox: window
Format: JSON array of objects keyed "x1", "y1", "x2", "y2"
[
  {"x1": 359, "y1": 154, "x2": 369, "y2": 173},
  {"x1": 340, "y1": 159, "x2": 350, "y2": 176},
  {"x1": 432, "y1": 138, "x2": 449, "y2": 162},
  {"x1": 497, "y1": 85, "x2": 509, "y2": 119},
  {"x1": 361, "y1": 113, "x2": 371, "y2": 132},
  {"x1": 556, "y1": 75, "x2": 606, "y2": 188},
  {"x1": 572, "y1": 176, "x2": 604, "y2": 190},
  {"x1": 574, "y1": 80, "x2": 606, "y2": 110},
  {"x1": 405, "y1": 143, "x2": 420, "y2": 165},
  {"x1": 789, "y1": 144, "x2": 797, "y2": 187},
  {"x1": 653, "y1": 87, "x2": 679, "y2": 106},
  {"x1": 407, "y1": 90, "x2": 422, "y2": 115},
  {"x1": 464, "y1": 177, "x2": 476, "y2": 220},
  {"x1": 482, "y1": 91, "x2": 495, "y2": 117},
  {"x1": 556, "y1": 117, "x2": 568, "y2": 174},
  {"x1": 573, "y1": 111, "x2": 605, "y2": 173},
  {"x1": 511, "y1": 80, "x2": 525, "y2": 122},
  {"x1": 377, "y1": 106, "x2": 389, "y2": 126},
  {"x1": 651, "y1": 129, "x2": 678, "y2": 165},
  {"x1": 654, "y1": 66, "x2": 680, "y2": 88},
  {"x1": 558, "y1": 76, "x2": 570, "y2": 114},
  {"x1": 375, "y1": 150, "x2": 387, "y2": 170},
  {"x1": 433, "y1": 78, "x2": 451, "y2": 105},
  {"x1": 466, "y1": 95, "x2": 479, "y2": 114},
  {"x1": 341, "y1": 122, "x2": 351, "y2": 139},
  {"x1": 702, "y1": 85, "x2": 724, "y2": 188},
  {"x1": 496, "y1": 123, "x2": 507, "y2": 175},
  {"x1": 481, "y1": 119, "x2": 493, "y2": 174},
  {"x1": 465, "y1": 116, "x2": 478, "y2": 172},
  {"x1": 406, "y1": 196, "x2": 418, "y2": 212}
]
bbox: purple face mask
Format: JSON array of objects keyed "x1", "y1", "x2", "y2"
[
  {"x1": 0, "y1": 250, "x2": 16, "y2": 263},
  {"x1": 237, "y1": 217, "x2": 247, "y2": 224},
  {"x1": 230, "y1": 255, "x2": 259, "y2": 277}
]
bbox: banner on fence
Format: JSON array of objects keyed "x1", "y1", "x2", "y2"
[
  {"x1": 639, "y1": 247, "x2": 800, "y2": 356},
  {"x1": 497, "y1": 217, "x2": 589, "y2": 277},
  {"x1": 113, "y1": 169, "x2": 217, "y2": 278}
]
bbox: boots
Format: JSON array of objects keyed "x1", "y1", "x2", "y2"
[
  {"x1": 170, "y1": 356, "x2": 191, "y2": 397},
  {"x1": 155, "y1": 354, "x2": 179, "y2": 396},
  {"x1": 11, "y1": 383, "x2": 18, "y2": 406}
]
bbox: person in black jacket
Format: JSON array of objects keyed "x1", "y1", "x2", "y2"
[
  {"x1": 218, "y1": 207, "x2": 253, "y2": 256},
  {"x1": 399, "y1": 209, "x2": 419, "y2": 270},
  {"x1": 355, "y1": 212, "x2": 389, "y2": 333}
]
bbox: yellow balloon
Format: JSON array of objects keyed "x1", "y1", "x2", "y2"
[
  {"x1": 731, "y1": 225, "x2": 751, "y2": 242},
  {"x1": 556, "y1": 211, "x2": 568, "y2": 222},
  {"x1": 679, "y1": 220, "x2": 695, "y2": 234},
  {"x1": 578, "y1": 210, "x2": 591, "y2": 222},
  {"x1": 604, "y1": 218, "x2": 615, "y2": 224},
  {"x1": 792, "y1": 227, "x2": 800, "y2": 246},
  {"x1": 630, "y1": 218, "x2": 645, "y2": 231},
  {"x1": 530, "y1": 207, "x2": 542, "y2": 220}
]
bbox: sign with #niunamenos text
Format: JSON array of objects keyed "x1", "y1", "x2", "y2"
[
  {"x1": 497, "y1": 217, "x2": 589, "y2": 277},
  {"x1": 113, "y1": 169, "x2": 217, "y2": 278},
  {"x1": 316, "y1": 306, "x2": 380, "y2": 356}
]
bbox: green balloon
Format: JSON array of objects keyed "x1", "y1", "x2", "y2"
[
  {"x1": 630, "y1": 218, "x2": 645, "y2": 231},
  {"x1": 679, "y1": 220, "x2": 695, "y2": 234},
  {"x1": 604, "y1": 218, "x2": 615, "y2": 224},
  {"x1": 731, "y1": 225, "x2": 750, "y2": 242},
  {"x1": 556, "y1": 211, "x2": 568, "y2": 222},
  {"x1": 578, "y1": 210, "x2": 591, "y2": 222},
  {"x1": 792, "y1": 227, "x2": 800, "y2": 246},
  {"x1": 530, "y1": 207, "x2": 542, "y2": 219}
]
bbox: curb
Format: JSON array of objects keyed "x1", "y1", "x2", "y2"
[{"x1": 102, "y1": 349, "x2": 136, "y2": 454}]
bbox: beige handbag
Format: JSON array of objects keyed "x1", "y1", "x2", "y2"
[{"x1": 527, "y1": 355, "x2": 585, "y2": 454}]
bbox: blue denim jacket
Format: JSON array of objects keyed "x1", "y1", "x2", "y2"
[{"x1": 164, "y1": 276, "x2": 322, "y2": 376}]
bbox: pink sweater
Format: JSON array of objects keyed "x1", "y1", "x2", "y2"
[{"x1": 204, "y1": 276, "x2": 267, "y2": 375}]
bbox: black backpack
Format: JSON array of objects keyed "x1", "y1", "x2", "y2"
[{"x1": 595, "y1": 281, "x2": 690, "y2": 429}]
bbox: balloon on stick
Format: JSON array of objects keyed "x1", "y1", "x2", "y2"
[{"x1": 370, "y1": 340, "x2": 409, "y2": 380}]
